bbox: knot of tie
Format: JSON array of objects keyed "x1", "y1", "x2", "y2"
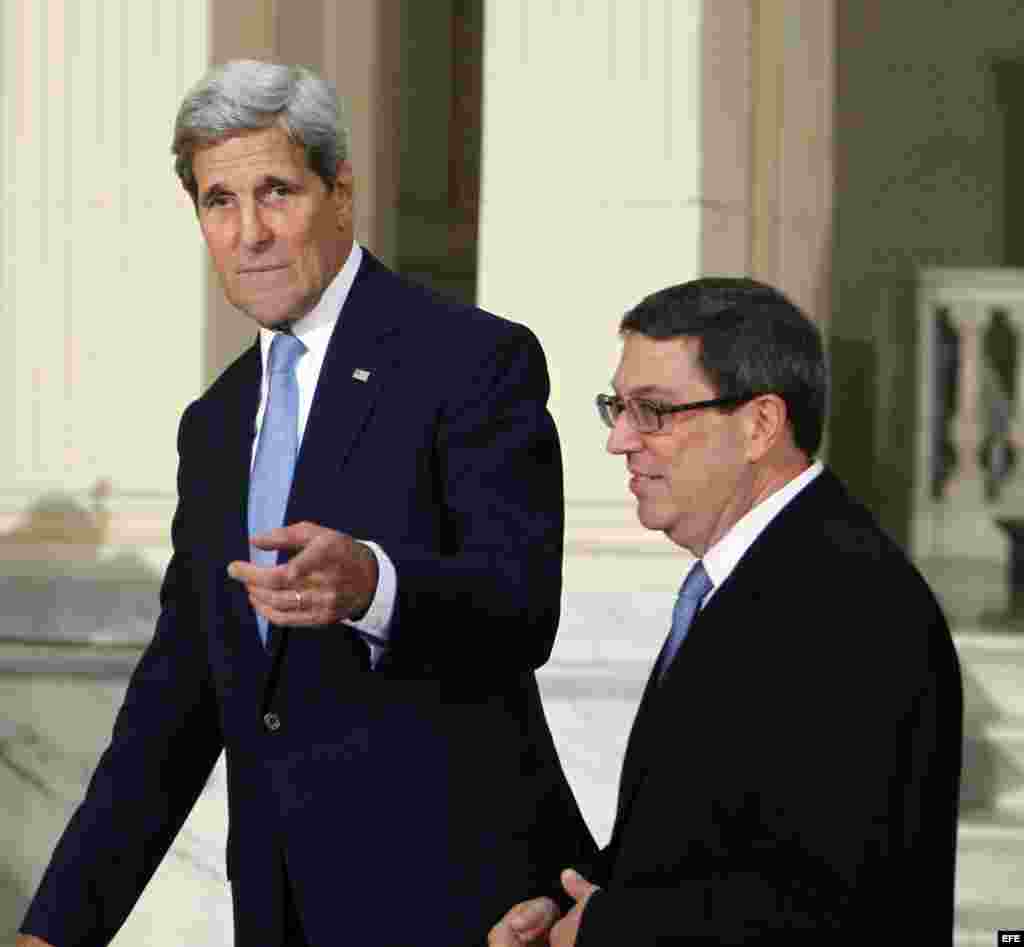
[
  {"x1": 678, "y1": 560, "x2": 712, "y2": 605},
  {"x1": 268, "y1": 331, "x2": 306, "y2": 374}
]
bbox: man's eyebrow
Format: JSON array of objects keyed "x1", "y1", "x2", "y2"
[
  {"x1": 258, "y1": 174, "x2": 301, "y2": 192},
  {"x1": 613, "y1": 383, "x2": 679, "y2": 399},
  {"x1": 199, "y1": 182, "x2": 230, "y2": 205}
]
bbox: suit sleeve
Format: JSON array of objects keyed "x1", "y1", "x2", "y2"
[
  {"x1": 576, "y1": 594, "x2": 962, "y2": 945},
  {"x1": 383, "y1": 322, "x2": 565, "y2": 674},
  {"x1": 20, "y1": 403, "x2": 225, "y2": 947}
]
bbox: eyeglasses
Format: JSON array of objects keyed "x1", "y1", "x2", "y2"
[{"x1": 595, "y1": 392, "x2": 759, "y2": 434}]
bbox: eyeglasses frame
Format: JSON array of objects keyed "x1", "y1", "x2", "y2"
[{"x1": 595, "y1": 392, "x2": 762, "y2": 434}]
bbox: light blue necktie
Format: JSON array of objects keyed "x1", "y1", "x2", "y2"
[
  {"x1": 656, "y1": 561, "x2": 712, "y2": 684},
  {"x1": 248, "y1": 332, "x2": 306, "y2": 646}
]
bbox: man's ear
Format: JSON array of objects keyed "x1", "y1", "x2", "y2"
[
  {"x1": 744, "y1": 393, "x2": 789, "y2": 462},
  {"x1": 332, "y1": 160, "x2": 354, "y2": 225}
]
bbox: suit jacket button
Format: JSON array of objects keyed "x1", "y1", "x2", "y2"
[{"x1": 263, "y1": 712, "x2": 282, "y2": 732}]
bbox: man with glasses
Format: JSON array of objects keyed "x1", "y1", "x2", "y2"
[{"x1": 490, "y1": 277, "x2": 962, "y2": 945}]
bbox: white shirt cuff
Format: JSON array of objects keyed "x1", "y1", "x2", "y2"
[{"x1": 343, "y1": 540, "x2": 397, "y2": 667}]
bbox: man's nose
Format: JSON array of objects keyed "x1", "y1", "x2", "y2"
[
  {"x1": 240, "y1": 201, "x2": 272, "y2": 249},
  {"x1": 607, "y1": 411, "x2": 642, "y2": 455}
]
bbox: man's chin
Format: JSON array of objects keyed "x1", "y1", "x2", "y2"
[{"x1": 634, "y1": 501, "x2": 668, "y2": 534}]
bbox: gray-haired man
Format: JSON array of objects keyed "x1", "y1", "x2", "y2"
[{"x1": 18, "y1": 60, "x2": 592, "y2": 947}]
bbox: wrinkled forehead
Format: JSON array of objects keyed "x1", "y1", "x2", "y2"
[
  {"x1": 193, "y1": 127, "x2": 310, "y2": 184},
  {"x1": 612, "y1": 332, "x2": 712, "y2": 397}
]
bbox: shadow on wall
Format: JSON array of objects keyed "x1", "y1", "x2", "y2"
[
  {"x1": 0, "y1": 481, "x2": 160, "y2": 645},
  {"x1": 827, "y1": 282, "x2": 919, "y2": 554},
  {"x1": 0, "y1": 479, "x2": 114, "y2": 557}
]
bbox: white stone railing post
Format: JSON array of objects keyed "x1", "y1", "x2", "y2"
[
  {"x1": 945, "y1": 304, "x2": 986, "y2": 504},
  {"x1": 1006, "y1": 304, "x2": 1024, "y2": 489}
]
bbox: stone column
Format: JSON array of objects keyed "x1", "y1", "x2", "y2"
[
  {"x1": 701, "y1": 0, "x2": 834, "y2": 331},
  {"x1": 476, "y1": 0, "x2": 705, "y2": 844},
  {"x1": 945, "y1": 305, "x2": 985, "y2": 505},
  {"x1": 476, "y1": 0, "x2": 835, "y2": 545},
  {"x1": 478, "y1": 0, "x2": 704, "y2": 544},
  {"x1": 1004, "y1": 305, "x2": 1024, "y2": 460}
]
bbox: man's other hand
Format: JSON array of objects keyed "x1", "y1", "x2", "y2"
[
  {"x1": 16, "y1": 935, "x2": 56, "y2": 946},
  {"x1": 488, "y1": 895, "x2": 560, "y2": 945},
  {"x1": 228, "y1": 522, "x2": 378, "y2": 626},
  {"x1": 548, "y1": 869, "x2": 599, "y2": 947}
]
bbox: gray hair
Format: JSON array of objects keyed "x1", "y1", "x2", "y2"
[{"x1": 172, "y1": 60, "x2": 350, "y2": 202}]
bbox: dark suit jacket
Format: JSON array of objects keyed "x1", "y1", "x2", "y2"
[
  {"x1": 22, "y1": 252, "x2": 595, "y2": 947},
  {"x1": 575, "y1": 469, "x2": 962, "y2": 945}
]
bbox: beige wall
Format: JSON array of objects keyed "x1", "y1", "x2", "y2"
[
  {"x1": 0, "y1": 1, "x2": 407, "y2": 561},
  {"x1": 0, "y1": 0, "x2": 209, "y2": 564}
]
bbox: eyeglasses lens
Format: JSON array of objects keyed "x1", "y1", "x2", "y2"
[{"x1": 630, "y1": 402, "x2": 658, "y2": 433}]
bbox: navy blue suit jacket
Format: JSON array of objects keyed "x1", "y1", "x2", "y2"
[
  {"x1": 575, "y1": 469, "x2": 962, "y2": 945},
  {"x1": 22, "y1": 252, "x2": 595, "y2": 946}
]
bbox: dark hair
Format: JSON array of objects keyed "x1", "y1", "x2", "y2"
[{"x1": 620, "y1": 277, "x2": 827, "y2": 456}]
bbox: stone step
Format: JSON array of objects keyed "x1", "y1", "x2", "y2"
[
  {"x1": 993, "y1": 786, "x2": 1024, "y2": 820},
  {"x1": 956, "y1": 814, "x2": 1024, "y2": 944},
  {"x1": 956, "y1": 632, "x2": 1024, "y2": 720},
  {"x1": 956, "y1": 902, "x2": 1024, "y2": 946},
  {"x1": 962, "y1": 719, "x2": 1024, "y2": 813},
  {"x1": 956, "y1": 808, "x2": 1024, "y2": 922}
]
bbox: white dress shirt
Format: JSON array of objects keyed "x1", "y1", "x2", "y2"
[
  {"x1": 693, "y1": 460, "x2": 824, "y2": 607},
  {"x1": 251, "y1": 242, "x2": 397, "y2": 663}
]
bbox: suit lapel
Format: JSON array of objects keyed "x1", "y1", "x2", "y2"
[
  {"x1": 202, "y1": 341, "x2": 272, "y2": 667},
  {"x1": 226, "y1": 345, "x2": 265, "y2": 636},
  {"x1": 283, "y1": 253, "x2": 402, "y2": 527}
]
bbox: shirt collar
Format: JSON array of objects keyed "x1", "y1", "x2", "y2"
[
  {"x1": 701, "y1": 460, "x2": 824, "y2": 593},
  {"x1": 257, "y1": 241, "x2": 363, "y2": 368}
]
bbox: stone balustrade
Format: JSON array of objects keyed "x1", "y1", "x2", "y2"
[{"x1": 915, "y1": 267, "x2": 1024, "y2": 566}]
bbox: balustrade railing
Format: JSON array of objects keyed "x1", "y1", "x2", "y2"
[{"x1": 915, "y1": 268, "x2": 1024, "y2": 564}]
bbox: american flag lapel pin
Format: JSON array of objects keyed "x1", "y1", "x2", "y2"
[{"x1": 352, "y1": 368, "x2": 371, "y2": 382}]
